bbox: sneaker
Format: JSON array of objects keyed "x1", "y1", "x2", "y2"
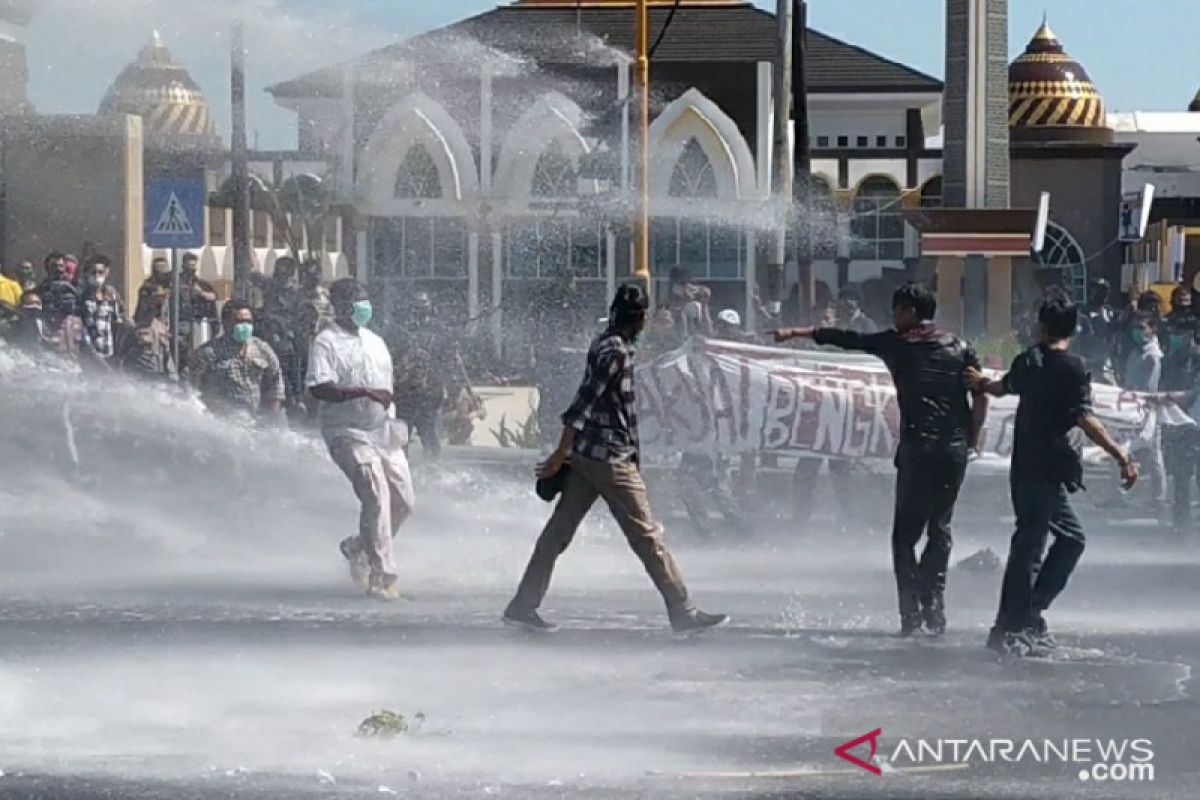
[
  {"x1": 1029, "y1": 614, "x2": 1058, "y2": 650},
  {"x1": 366, "y1": 573, "x2": 401, "y2": 602},
  {"x1": 985, "y1": 627, "x2": 1035, "y2": 657},
  {"x1": 502, "y1": 608, "x2": 557, "y2": 632},
  {"x1": 670, "y1": 609, "x2": 729, "y2": 634},
  {"x1": 339, "y1": 537, "x2": 369, "y2": 589},
  {"x1": 921, "y1": 597, "x2": 947, "y2": 637}
]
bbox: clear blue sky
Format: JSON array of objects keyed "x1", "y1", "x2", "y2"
[{"x1": 24, "y1": 0, "x2": 1199, "y2": 150}]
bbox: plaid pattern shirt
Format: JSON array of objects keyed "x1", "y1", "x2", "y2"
[
  {"x1": 190, "y1": 335, "x2": 285, "y2": 417},
  {"x1": 80, "y1": 285, "x2": 123, "y2": 358},
  {"x1": 561, "y1": 330, "x2": 640, "y2": 464}
]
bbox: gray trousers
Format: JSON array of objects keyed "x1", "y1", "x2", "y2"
[
  {"x1": 508, "y1": 455, "x2": 692, "y2": 619},
  {"x1": 328, "y1": 428, "x2": 415, "y2": 580}
]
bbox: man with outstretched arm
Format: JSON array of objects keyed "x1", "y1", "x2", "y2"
[
  {"x1": 968, "y1": 291, "x2": 1138, "y2": 656},
  {"x1": 504, "y1": 283, "x2": 727, "y2": 634},
  {"x1": 775, "y1": 282, "x2": 987, "y2": 636},
  {"x1": 307, "y1": 279, "x2": 415, "y2": 601}
]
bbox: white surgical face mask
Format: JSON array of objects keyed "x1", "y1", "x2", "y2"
[{"x1": 87, "y1": 274, "x2": 105, "y2": 288}]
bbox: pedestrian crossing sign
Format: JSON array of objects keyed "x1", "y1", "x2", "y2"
[{"x1": 145, "y1": 177, "x2": 206, "y2": 249}]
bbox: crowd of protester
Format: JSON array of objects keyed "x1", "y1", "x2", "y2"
[{"x1": 0, "y1": 253, "x2": 482, "y2": 456}]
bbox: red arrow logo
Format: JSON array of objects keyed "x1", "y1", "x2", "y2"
[{"x1": 835, "y1": 728, "x2": 883, "y2": 776}]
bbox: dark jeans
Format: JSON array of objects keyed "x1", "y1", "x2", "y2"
[
  {"x1": 892, "y1": 456, "x2": 967, "y2": 622},
  {"x1": 403, "y1": 405, "x2": 443, "y2": 461},
  {"x1": 996, "y1": 478, "x2": 1086, "y2": 634},
  {"x1": 678, "y1": 453, "x2": 745, "y2": 537},
  {"x1": 1165, "y1": 430, "x2": 1200, "y2": 528}
]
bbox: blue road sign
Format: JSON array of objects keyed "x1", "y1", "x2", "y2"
[{"x1": 145, "y1": 177, "x2": 206, "y2": 250}]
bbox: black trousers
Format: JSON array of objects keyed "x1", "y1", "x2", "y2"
[
  {"x1": 996, "y1": 478, "x2": 1086, "y2": 634},
  {"x1": 892, "y1": 456, "x2": 967, "y2": 621},
  {"x1": 1165, "y1": 430, "x2": 1200, "y2": 528}
]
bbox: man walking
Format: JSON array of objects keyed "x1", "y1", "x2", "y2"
[
  {"x1": 190, "y1": 300, "x2": 285, "y2": 424},
  {"x1": 504, "y1": 284, "x2": 726, "y2": 634},
  {"x1": 969, "y1": 292, "x2": 1138, "y2": 656},
  {"x1": 307, "y1": 279, "x2": 414, "y2": 601},
  {"x1": 774, "y1": 283, "x2": 988, "y2": 636}
]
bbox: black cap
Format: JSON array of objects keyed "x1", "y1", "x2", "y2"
[{"x1": 610, "y1": 283, "x2": 649, "y2": 323}]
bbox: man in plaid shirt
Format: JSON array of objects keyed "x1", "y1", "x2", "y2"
[
  {"x1": 79, "y1": 255, "x2": 124, "y2": 362},
  {"x1": 190, "y1": 300, "x2": 285, "y2": 423},
  {"x1": 504, "y1": 283, "x2": 726, "y2": 634}
]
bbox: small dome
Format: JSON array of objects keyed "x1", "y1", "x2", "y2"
[
  {"x1": 99, "y1": 31, "x2": 219, "y2": 151},
  {"x1": 1190, "y1": 88, "x2": 1200, "y2": 113},
  {"x1": 1009, "y1": 20, "x2": 1109, "y2": 141}
]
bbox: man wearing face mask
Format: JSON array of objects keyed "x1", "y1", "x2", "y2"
[
  {"x1": 308, "y1": 279, "x2": 414, "y2": 601},
  {"x1": 504, "y1": 283, "x2": 727, "y2": 634},
  {"x1": 37, "y1": 252, "x2": 79, "y2": 323},
  {"x1": 190, "y1": 300, "x2": 285, "y2": 424},
  {"x1": 134, "y1": 256, "x2": 174, "y2": 327},
  {"x1": 16, "y1": 261, "x2": 38, "y2": 294},
  {"x1": 79, "y1": 255, "x2": 125, "y2": 364}
]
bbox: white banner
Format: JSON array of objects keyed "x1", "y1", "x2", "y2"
[{"x1": 636, "y1": 338, "x2": 1161, "y2": 468}]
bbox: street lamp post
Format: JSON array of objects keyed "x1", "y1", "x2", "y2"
[{"x1": 634, "y1": 0, "x2": 651, "y2": 283}]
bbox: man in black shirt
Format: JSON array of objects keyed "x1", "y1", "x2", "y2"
[
  {"x1": 775, "y1": 283, "x2": 988, "y2": 636},
  {"x1": 969, "y1": 292, "x2": 1138, "y2": 656}
]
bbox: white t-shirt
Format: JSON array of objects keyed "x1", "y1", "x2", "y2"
[{"x1": 307, "y1": 324, "x2": 393, "y2": 440}]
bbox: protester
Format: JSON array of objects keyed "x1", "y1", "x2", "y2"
[
  {"x1": 37, "y1": 252, "x2": 79, "y2": 324},
  {"x1": 118, "y1": 317, "x2": 176, "y2": 382},
  {"x1": 667, "y1": 267, "x2": 712, "y2": 336},
  {"x1": 307, "y1": 279, "x2": 414, "y2": 601},
  {"x1": 189, "y1": 300, "x2": 286, "y2": 424},
  {"x1": 835, "y1": 286, "x2": 877, "y2": 333},
  {"x1": 134, "y1": 256, "x2": 173, "y2": 326},
  {"x1": 78, "y1": 255, "x2": 125, "y2": 364},
  {"x1": 503, "y1": 283, "x2": 727, "y2": 634},
  {"x1": 968, "y1": 291, "x2": 1138, "y2": 657},
  {"x1": 677, "y1": 309, "x2": 750, "y2": 538},
  {"x1": 1075, "y1": 279, "x2": 1115, "y2": 383},
  {"x1": 7, "y1": 292, "x2": 52, "y2": 352},
  {"x1": 0, "y1": 260, "x2": 22, "y2": 309},
  {"x1": 1161, "y1": 285, "x2": 1198, "y2": 391},
  {"x1": 775, "y1": 283, "x2": 987, "y2": 636},
  {"x1": 1123, "y1": 315, "x2": 1167, "y2": 508},
  {"x1": 16, "y1": 260, "x2": 37, "y2": 294},
  {"x1": 392, "y1": 291, "x2": 471, "y2": 461},
  {"x1": 180, "y1": 253, "x2": 219, "y2": 347}
]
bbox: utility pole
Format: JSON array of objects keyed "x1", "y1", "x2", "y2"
[
  {"x1": 769, "y1": 0, "x2": 793, "y2": 315},
  {"x1": 230, "y1": 19, "x2": 252, "y2": 296},
  {"x1": 633, "y1": 0, "x2": 651, "y2": 283},
  {"x1": 793, "y1": 0, "x2": 813, "y2": 322}
]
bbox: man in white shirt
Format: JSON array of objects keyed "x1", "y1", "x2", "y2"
[{"x1": 307, "y1": 279, "x2": 414, "y2": 600}]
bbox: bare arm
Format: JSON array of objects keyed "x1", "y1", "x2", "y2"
[
  {"x1": 1078, "y1": 412, "x2": 1138, "y2": 489},
  {"x1": 969, "y1": 391, "x2": 990, "y2": 453}
]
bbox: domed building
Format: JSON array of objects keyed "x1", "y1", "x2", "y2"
[
  {"x1": 99, "y1": 31, "x2": 221, "y2": 155},
  {"x1": 1007, "y1": 20, "x2": 1134, "y2": 295},
  {"x1": 1189, "y1": 89, "x2": 1200, "y2": 114}
]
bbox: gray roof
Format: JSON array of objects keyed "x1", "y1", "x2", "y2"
[{"x1": 269, "y1": 4, "x2": 942, "y2": 99}]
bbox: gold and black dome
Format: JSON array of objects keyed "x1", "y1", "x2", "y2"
[
  {"x1": 1009, "y1": 21, "x2": 1109, "y2": 142},
  {"x1": 99, "y1": 31, "x2": 219, "y2": 151},
  {"x1": 1190, "y1": 88, "x2": 1200, "y2": 113}
]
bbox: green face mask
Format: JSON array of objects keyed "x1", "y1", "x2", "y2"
[
  {"x1": 1131, "y1": 329, "x2": 1148, "y2": 346},
  {"x1": 231, "y1": 322, "x2": 254, "y2": 344},
  {"x1": 351, "y1": 300, "x2": 373, "y2": 328}
]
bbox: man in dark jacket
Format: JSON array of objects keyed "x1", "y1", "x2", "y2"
[
  {"x1": 969, "y1": 292, "x2": 1138, "y2": 656},
  {"x1": 775, "y1": 282, "x2": 988, "y2": 636}
]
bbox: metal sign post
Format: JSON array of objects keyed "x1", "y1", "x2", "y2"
[{"x1": 170, "y1": 248, "x2": 180, "y2": 374}]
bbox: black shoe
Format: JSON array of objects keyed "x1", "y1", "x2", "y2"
[
  {"x1": 897, "y1": 613, "x2": 923, "y2": 637},
  {"x1": 671, "y1": 610, "x2": 729, "y2": 634},
  {"x1": 502, "y1": 608, "x2": 557, "y2": 632}
]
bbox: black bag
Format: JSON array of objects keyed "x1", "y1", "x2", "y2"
[{"x1": 536, "y1": 464, "x2": 572, "y2": 502}]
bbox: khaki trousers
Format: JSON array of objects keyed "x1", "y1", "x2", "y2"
[
  {"x1": 509, "y1": 455, "x2": 692, "y2": 618},
  {"x1": 328, "y1": 430, "x2": 415, "y2": 579}
]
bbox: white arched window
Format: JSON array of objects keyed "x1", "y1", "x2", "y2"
[
  {"x1": 394, "y1": 144, "x2": 443, "y2": 200},
  {"x1": 669, "y1": 138, "x2": 719, "y2": 198},
  {"x1": 807, "y1": 176, "x2": 837, "y2": 260},
  {"x1": 531, "y1": 140, "x2": 578, "y2": 199},
  {"x1": 1038, "y1": 222, "x2": 1088, "y2": 301},
  {"x1": 850, "y1": 176, "x2": 904, "y2": 261}
]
